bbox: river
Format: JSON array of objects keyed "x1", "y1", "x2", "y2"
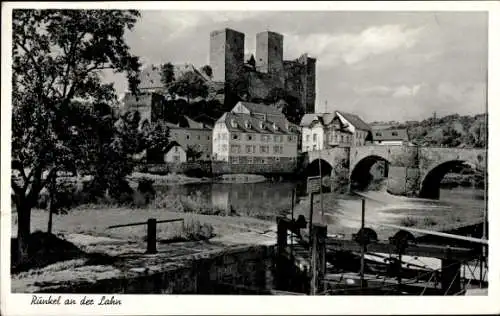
[{"x1": 156, "y1": 180, "x2": 486, "y2": 233}]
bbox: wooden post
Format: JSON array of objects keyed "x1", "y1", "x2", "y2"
[
  {"x1": 146, "y1": 218, "x2": 157, "y2": 254},
  {"x1": 308, "y1": 193, "x2": 314, "y2": 239},
  {"x1": 360, "y1": 199, "x2": 366, "y2": 289},
  {"x1": 276, "y1": 217, "x2": 288, "y2": 290},
  {"x1": 441, "y1": 248, "x2": 461, "y2": 295},
  {"x1": 310, "y1": 224, "x2": 327, "y2": 295}
]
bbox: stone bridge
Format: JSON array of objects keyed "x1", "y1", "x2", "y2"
[{"x1": 304, "y1": 145, "x2": 487, "y2": 199}]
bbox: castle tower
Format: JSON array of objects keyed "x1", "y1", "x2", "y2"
[
  {"x1": 209, "y1": 28, "x2": 245, "y2": 83},
  {"x1": 255, "y1": 31, "x2": 284, "y2": 81}
]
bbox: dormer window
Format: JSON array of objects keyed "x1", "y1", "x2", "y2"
[
  {"x1": 231, "y1": 119, "x2": 237, "y2": 128},
  {"x1": 391, "y1": 132, "x2": 398, "y2": 136},
  {"x1": 244, "y1": 120, "x2": 251, "y2": 129},
  {"x1": 285, "y1": 122, "x2": 289, "y2": 130},
  {"x1": 272, "y1": 123, "x2": 278, "y2": 131},
  {"x1": 260, "y1": 121, "x2": 264, "y2": 129}
]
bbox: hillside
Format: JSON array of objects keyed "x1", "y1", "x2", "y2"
[{"x1": 371, "y1": 113, "x2": 487, "y2": 148}]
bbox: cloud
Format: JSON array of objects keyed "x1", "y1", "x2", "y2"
[
  {"x1": 355, "y1": 84, "x2": 422, "y2": 98},
  {"x1": 284, "y1": 24, "x2": 424, "y2": 66},
  {"x1": 392, "y1": 84, "x2": 421, "y2": 98}
]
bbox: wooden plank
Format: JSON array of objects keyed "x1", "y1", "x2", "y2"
[
  {"x1": 107, "y1": 218, "x2": 183, "y2": 229},
  {"x1": 379, "y1": 223, "x2": 489, "y2": 245},
  {"x1": 324, "y1": 273, "x2": 444, "y2": 295},
  {"x1": 310, "y1": 224, "x2": 327, "y2": 295},
  {"x1": 326, "y1": 238, "x2": 477, "y2": 261}
]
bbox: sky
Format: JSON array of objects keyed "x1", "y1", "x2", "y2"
[{"x1": 105, "y1": 10, "x2": 488, "y2": 123}]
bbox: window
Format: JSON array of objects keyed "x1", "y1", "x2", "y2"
[
  {"x1": 174, "y1": 146, "x2": 179, "y2": 153},
  {"x1": 197, "y1": 135, "x2": 200, "y2": 140},
  {"x1": 288, "y1": 135, "x2": 293, "y2": 142},
  {"x1": 260, "y1": 145, "x2": 269, "y2": 153},
  {"x1": 261, "y1": 135, "x2": 266, "y2": 142},
  {"x1": 274, "y1": 135, "x2": 279, "y2": 142},
  {"x1": 222, "y1": 144, "x2": 228, "y2": 152},
  {"x1": 173, "y1": 156, "x2": 180, "y2": 162},
  {"x1": 231, "y1": 156, "x2": 239, "y2": 164},
  {"x1": 246, "y1": 134, "x2": 253, "y2": 141},
  {"x1": 341, "y1": 135, "x2": 344, "y2": 143},
  {"x1": 275, "y1": 157, "x2": 281, "y2": 162},
  {"x1": 232, "y1": 133, "x2": 239, "y2": 140},
  {"x1": 313, "y1": 134, "x2": 317, "y2": 142},
  {"x1": 252, "y1": 145, "x2": 256, "y2": 153},
  {"x1": 392, "y1": 132, "x2": 398, "y2": 136},
  {"x1": 231, "y1": 144, "x2": 240, "y2": 154},
  {"x1": 273, "y1": 145, "x2": 280, "y2": 154},
  {"x1": 207, "y1": 135, "x2": 210, "y2": 140},
  {"x1": 248, "y1": 157, "x2": 254, "y2": 164},
  {"x1": 376, "y1": 132, "x2": 382, "y2": 137},
  {"x1": 313, "y1": 145, "x2": 317, "y2": 151},
  {"x1": 306, "y1": 135, "x2": 310, "y2": 142},
  {"x1": 305, "y1": 146, "x2": 310, "y2": 151},
  {"x1": 246, "y1": 145, "x2": 252, "y2": 153},
  {"x1": 279, "y1": 136, "x2": 283, "y2": 142},
  {"x1": 222, "y1": 133, "x2": 227, "y2": 140},
  {"x1": 186, "y1": 134, "x2": 190, "y2": 140}
]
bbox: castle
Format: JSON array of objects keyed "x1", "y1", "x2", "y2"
[
  {"x1": 126, "y1": 28, "x2": 317, "y2": 120},
  {"x1": 209, "y1": 28, "x2": 316, "y2": 113}
]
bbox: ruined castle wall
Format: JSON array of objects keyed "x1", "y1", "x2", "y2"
[{"x1": 247, "y1": 72, "x2": 284, "y2": 100}]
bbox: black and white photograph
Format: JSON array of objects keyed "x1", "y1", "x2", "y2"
[{"x1": 1, "y1": 1, "x2": 499, "y2": 315}]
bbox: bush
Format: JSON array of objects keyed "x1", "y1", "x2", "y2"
[
  {"x1": 422, "y1": 216, "x2": 437, "y2": 227},
  {"x1": 400, "y1": 216, "x2": 418, "y2": 227},
  {"x1": 157, "y1": 220, "x2": 215, "y2": 243}
]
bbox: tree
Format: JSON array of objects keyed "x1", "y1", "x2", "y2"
[
  {"x1": 167, "y1": 71, "x2": 208, "y2": 103},
  {"x1": 186, "y1": 145, "x2": 203, "y2": 162},
  {"x1": 143, "y1": 121, "x2": 171, "y2": 163},
  {"x1": 201, "y1": 65, "x2": 213, "y2": 78},
  {"x1": 11, "y1": 9, "x2": 141, "y2": 265},
  {"x1": 160, "y1": 62, "x2": 175, "y2": 87}
]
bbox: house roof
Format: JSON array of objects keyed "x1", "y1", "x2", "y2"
[
  {"x1": 216, "y1": 112, "x2": 299, "y2": 135},
  {"x1": 336, "y1": 111, "x2": 372, "y2": 131},
  {"x1": 165, "y1": 116, "x2": 213, "y2": 130},
  {"x1": 164, "y1": 141, "x2": 184, "y2": 153},
  {"x1": 138, "y1": 64, "x2": 210, "y2": 90},
  {"x1": 234, "y1": 101, "x2": 284, "y2": 116},
  {"x1": 372, "y1": 129, "x2": 409, "y2": 141},
  {"x1": 299, "y1": 112, "x2": 345, "y2": 128}
]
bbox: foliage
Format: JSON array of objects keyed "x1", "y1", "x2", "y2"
[
  {"x1": 372, "y1": 113, "x2": 486, "y2": 148},
  {"x1": 167, "y1": 71, "x2": 209, "y2": 103},
  {"x1": 186, "y1": 145, "x2": 203, "y2": 162},
  {"x1": 11, "y1": 9, "x2": 141, "y2": 265},
  {"x1": 143, "y1": 121, "x2": 170, "y2": 163},
  {"x1": 201, "y1": 65, "x2": 213, "y2": 78},
  {"x1": 160, "y1": 62, "x2": 175, "y2": 86}
]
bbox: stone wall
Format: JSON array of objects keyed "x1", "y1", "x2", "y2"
[
  {"x1": 37, "y1": 245, "x2": 277, "y2": 294},
  {"x1": 212, "y1": 161, "x2": 297, "y2": 175}
]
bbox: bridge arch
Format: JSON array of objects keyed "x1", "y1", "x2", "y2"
[
  {"x1": 419, "y1": 159, "x2": 478, "y2": 199},
  {"x1": 350, "y1": 155, "x2": 390, "y2": 191},
  {"x1": 305, "y1": 159, "x2": 333, "y2": 178}
]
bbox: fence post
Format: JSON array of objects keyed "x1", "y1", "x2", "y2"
[
  {"x1": 276, "y1": 217, "x2": 288, "y2": 290},
  {"x1": 146, "y1": 218, "x2": 157, "y2": 254},
  {"x1": 441, "y1": 248, "x2": 461, "y2": 295},
  {"x1": 310, "y1": 224, "x2": 327, "y2": 295}
]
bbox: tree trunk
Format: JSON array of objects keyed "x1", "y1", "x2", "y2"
[
  {"x1": 47, "y1": 173, "x2": 56, "y2": 234},
  {"x1": 16, "y1": 201, "x2": 31, "y2": 266}
]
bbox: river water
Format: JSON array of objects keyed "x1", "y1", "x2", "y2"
[{"x1": 156, "y1": 180, "x2": 486, "y2": 233}]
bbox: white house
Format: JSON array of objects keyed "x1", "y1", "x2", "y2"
[
  {"x1": 371, "y1": 128, "x2": 409, "y2": 145},
  {"x1": 300, "y1": 111, "x2": 371, "y2": 152},
  {"x1": 163, "y1": 141, "x2": 187, "y2": 163},
  {"x1": 212, "y1": 101, "x2": 300, "y2": 164}
]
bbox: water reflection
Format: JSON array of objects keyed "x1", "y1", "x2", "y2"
[{"x1": 156, "y1": 181, "x2": 298, "y2": 214}]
